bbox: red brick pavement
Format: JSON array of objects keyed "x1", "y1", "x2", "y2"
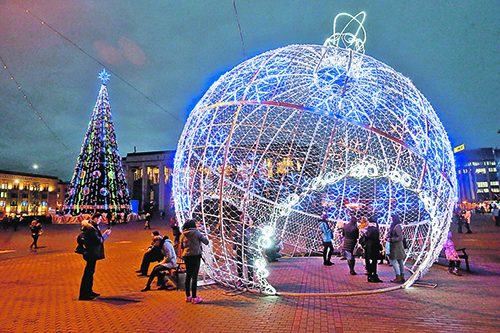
[{"x1": 0, "y1": 214, "x2": 499, "y2": 333}]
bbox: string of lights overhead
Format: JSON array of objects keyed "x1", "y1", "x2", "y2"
[
  {"x1": 3, "y1": 1, "x2": 183, "y2": 138},
  {"x1": 0, "y1": 56, "x2": 72, "y2": 153}
]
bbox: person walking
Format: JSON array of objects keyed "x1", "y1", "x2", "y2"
[
  {"x1": 342, "y1": 216, "x2": 359, "y2": 275},
  {"x1": 386, "y1": 214, "x2": 406, "y2": 283},
  {"x1": 78, "y1": 213, "x2": 111, "y2": 300},
  {"x1": 319, "y1": 213, "x2": 334, "y2": 266},
  {"x1": 29, "y1": 219, "x2": 43, "y2": 249},
  {"x1": 180, "y1": 219, "x2": 209, "y2": 304},
  {"x1": 361, "y1": 216, "x2": 383, "y2": 283}
]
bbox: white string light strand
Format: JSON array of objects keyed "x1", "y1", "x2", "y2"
[
  {"x1": 14, "y1": 2, "x2": 183, "y2": 124},
  {"x1": 232, "y1": 0, "x2": 247, "y2": 59},
  {"x1": 0, "y1": 56, "x2": 72, "y2": 153}
]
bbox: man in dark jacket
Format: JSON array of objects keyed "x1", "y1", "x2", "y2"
[
  {"x1": 361, "y1": 216, "x2": 383, "y2": 283},
  {"x1": 136, "y1": 230, "x2": 164, "y2": 276},
  {"x1": 78, "y1": 213, "x2": 111, "y2": 300}
]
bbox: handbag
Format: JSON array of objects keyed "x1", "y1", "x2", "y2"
[
  {"x1": 402, "y1": 237, "x2": 409, "y2": 249},
  {"x1": 75, "y1": 232, "x2": 86, "y2": 255}
]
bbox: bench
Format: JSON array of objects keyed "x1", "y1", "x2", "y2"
[
  {"x1": 438, "y1": 248, "x2": 470, "y2": 272},
  {"x1": 157, "y1": 259, "x2": 186, "y2": 290}
]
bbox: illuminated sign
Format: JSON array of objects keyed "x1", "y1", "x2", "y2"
[{"x1": 454, "y1": 144, "x2": 465, "y2": 153}]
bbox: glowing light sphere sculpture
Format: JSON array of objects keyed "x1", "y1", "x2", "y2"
[{"x1": 173, "y1": 16, "x2": 457, "y2": 293}]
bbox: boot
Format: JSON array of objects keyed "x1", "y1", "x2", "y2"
[
  {"x1": 447, "y1": 262, "x2": 454, "y2": 274},
  {"x1": 452, "y1": 261, "x2": 461, "y2": 276},
  {"x1": 400, "y1": 273, "x2": 405, "y2": 283},
  {"x1": 370, "y1": 274, "x2": 383, "y2": 283},
  {"x1": 348, "y1": 259, "x2": 357, "y2": 275},
  {"x1": 390, "y1": 274, "x2": 403, "y2": 283}
]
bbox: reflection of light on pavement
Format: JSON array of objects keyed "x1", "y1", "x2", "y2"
[
  {"x1": 0, "y1": 250, "x2": 16, "y2": 254},
  {"x1": 115, "y1": 241, "x2": 132, "y2": 244}
]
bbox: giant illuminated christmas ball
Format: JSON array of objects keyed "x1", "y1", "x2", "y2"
[{"x1": 173, "y1": 36, "x2": 457, "y2": 293}]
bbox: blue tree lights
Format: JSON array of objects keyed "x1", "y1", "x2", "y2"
[{"x1": 173, "y1": 14, "x2": 457, "y2": 293}]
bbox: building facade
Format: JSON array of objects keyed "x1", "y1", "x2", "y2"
[
  {"x1": 0, "y1": 170, "x2": 69, "y2": 218},
  {"x1": 455, "y1": 148, "x2": 500, "y2": 203},
  {"x1": 121, "y1": 150, "x2": 175, "y2": 214}
]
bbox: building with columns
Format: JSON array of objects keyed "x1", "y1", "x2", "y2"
[{"x1": 121, "y1": 150, "x2": 175, "y2": 214}]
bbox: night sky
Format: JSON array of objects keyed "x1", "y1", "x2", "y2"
[{"x1": 1, "y1": 0, "x2": 499, "y2": 181}]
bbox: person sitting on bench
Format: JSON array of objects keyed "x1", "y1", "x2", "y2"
[
  {"x1": 141, "y1": 235, "x2": 178, "y2": 291},
  {"x1": 443, "y1": 231, "x2": 461, "y2": 276},
  {"x1": 136, "y1": 231, "x2": 164, "y2": 276}
]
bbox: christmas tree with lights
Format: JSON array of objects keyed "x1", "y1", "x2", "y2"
[{"x1": 64, "y1": 69, "x2": 131, "y2": 215}]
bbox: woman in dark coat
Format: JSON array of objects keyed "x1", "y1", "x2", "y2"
[
  {"x1": 361, "y1": 216, "x2": 383, "y2": 283},
  {"x1": 386, "y1": 214, "x2": 406, "y2": 283},
  {"x1": 78, "y1": 213, "x2": 111, "y2": 300},
  {"x1": 342, "y1": 216, "x2": 359, "y2": 275}
]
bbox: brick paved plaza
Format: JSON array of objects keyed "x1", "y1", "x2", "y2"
[{"x1": 0, "y1": 214, "x2": 499, "y2": 333}]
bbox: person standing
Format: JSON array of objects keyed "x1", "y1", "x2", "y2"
[
  {"x1": 234, "y1": 215, "x2": 258, "y2": 288},
  {"x1": 456, "y1": 209, "x2": 464, "y2": 233},
  {"x1": 29, "y1": 220, "x2": 43, "y2": 249},
  {"x1": 361, "y1": 216, "x2": 383, "y2": 283},
  {"x1": 319, "y1": 213, "x2": 335, "y2": 266},
  {"x1": 144, "y1": 212, "x2": 152, "y2": 229},
  {"x1": 464, "y1": 209, "x2": 472, "y2": 234},
  {"x1": 342, "y1": 216, "x2": 359, "y2": 275},
  {"x1": 2, "y1": 215, "x2": 10, "y2": 231},
  {"x1": 78, "y1": 213, "x2": 111, "y2": 300},
  {"x1": 171, "y1": 216, "x2": 181, "y2": 255},
  {"x1": 386, "y1": 214, "x2": 406, "y2": 283},
  {"x1": 492, "y1": 203, "x2": 500, "y2": 227},
  {"x1": 180, "y1": 219, "x2": 209, "y2": 304}
]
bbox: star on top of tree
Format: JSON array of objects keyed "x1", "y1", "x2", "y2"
[{"x1": 98, "y1": 69, "x2": 111, "y2": 83}]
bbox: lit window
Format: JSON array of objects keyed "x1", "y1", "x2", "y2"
[
  {"x1": 0, "y1": 192, "x2": 6, "y2": 198},
  {"x1": 0, "y1": 201, "x2": 5, "y2": 207},
  {"x1": 476, "y1": 189, "x2": 486, "y2": 193},
  {"x1": 476, "y1": 182, "x2": 488, "y2": 188},
  {"x1": 475, "y1": 168, "x2": 486, "y2": 174},
  {"x1": 489, "y1": 168, "x2": 497, "y2": 172},
  {"x1": 41, "y1": 202, "x2": 47, "y2": 207},
  {"x1": 492, "y1": 188, "x2": 500, "y2": 193},
  {"x1": 21, "y1": 201, "x2": 28, "y2": 207},
  {"x1": 491, "y1": 181, "x2": 499, "y2": 186},
  {"x1": 0, "y1": 184, "x2": 7, "y2": 189},
  {"x1": 472, "y1": 162, "x2": 480, "y2": 166}
]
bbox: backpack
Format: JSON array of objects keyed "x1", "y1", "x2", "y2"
[{"x1": 75, "y1": 232, "x2": 86, "y2": 255}]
